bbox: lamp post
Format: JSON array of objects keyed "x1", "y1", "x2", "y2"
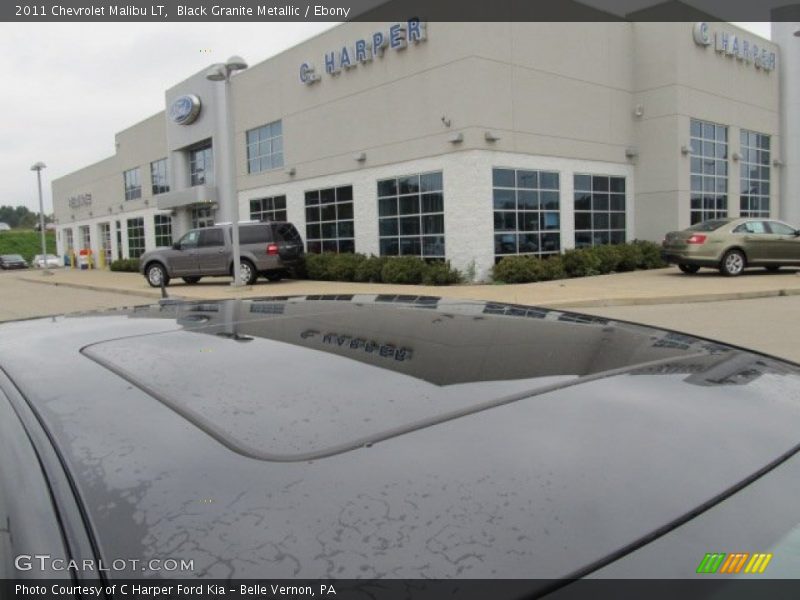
[
  {"x1": 206, "y1": 55, "x2": 248, "y2": 287},
  {"x1": 30, "y1": 162, "x2": 52, "y2": 276}
]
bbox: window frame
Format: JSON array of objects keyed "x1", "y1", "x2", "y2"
[
  {"x1": 123, "y1": 167, "x2": 142, "y2": 201},
  {"x1": 377, "y1": 171, "x2": 445, "y2": 259},
  {"x1": 246, "y1": 120, "x2": 284, "y2": 174},
  {"x1": 304, "y1": 185, "x2": 355, "y2": 254}
]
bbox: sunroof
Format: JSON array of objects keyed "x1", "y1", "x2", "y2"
[{"x1": 81, "y1": 299, "x2": 711, "y2": 462}]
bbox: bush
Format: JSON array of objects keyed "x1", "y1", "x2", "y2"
[
  {"x1": 110, "y1": 258, "x2": 140, "y2": 272},
  {"x1": 303, "y1": 253, "x2": 336, "y2": 280},
  {"x1": 492, "y1": 241, "x2": 665, "y2": 283},
  {"x1": 492, "y1": 255, "x2": 546, "y2": 284},
  {"x1": 326, "y1": 252, "x2": 366, "y2": 282},
  {"x1": 380, "y1": 256, "x2": 427, "y2": 284},
  {"x1": 422, "y1": 261, "x2": 463, "y2": 286},
  {"x1": 354, "y1": 255, "x2": 387, "y2": 283},
  {"x1": 540, "y1": 256, "x2": 566, "y2": 280},
  {"x1": 615, "y1": 243, "x2": 643, "y2": 272},
  {"x1": 590, "y1": 244, "x2": 622, "y2": 274},
  {"x1": 561, "y1": 248, "x2": 602, "y2": 278},
  {"x1": 632, "y1": 240, "x2": 667, "y2": 269}
]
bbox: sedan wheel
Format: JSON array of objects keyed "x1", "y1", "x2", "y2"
[
  {"x1": 146, "y1": 263, "x2": 169, "y2": 288},
  {"x1": 720, "y1": 250, "x2": 746, "y2": 277},
  {"x1": 678, "y1": 264, "x2": 700, "y2": 274}
]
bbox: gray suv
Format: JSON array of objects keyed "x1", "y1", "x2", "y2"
[{"x1": 139, "y1": 221, "x2": 304, "y2": 287}]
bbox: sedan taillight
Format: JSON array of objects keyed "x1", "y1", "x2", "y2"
[
  {"x1": 687, "y1": 234, "x2": 707, "y2": 244},
  {"x1": 266, "y1": 243, "x2": 279, "y2": 255}
]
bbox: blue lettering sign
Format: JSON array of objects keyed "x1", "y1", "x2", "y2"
[
  {"x1": 389, "y1": 23, "x2": 407, "y2": 49},
  {"x1": 408, "y1": 18, "x2": 426, "y2": 43},
  {"x1": 324, "y1": 51, "x2": 339, "y2": 74},
  {"x1": 340, "y1": 46, "x2": 353, "y2": 69},
  {"x1": 355, "y1": 39, "x2": 371, "y2": 63},
  {"x1": 372, "y1": 31, "x2": 386, "y2": 57}
]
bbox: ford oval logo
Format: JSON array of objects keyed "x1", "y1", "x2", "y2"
[{"x1": 169, "y1": 94, "x2": 201, "y2": 125}]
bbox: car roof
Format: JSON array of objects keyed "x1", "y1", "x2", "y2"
[{"x1": 2, "y1": 297, "x2": 800, "y2": 578}]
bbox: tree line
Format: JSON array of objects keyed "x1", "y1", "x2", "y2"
[{"x1": 0, "y1": 205, "x2": 53, "y2": 229}]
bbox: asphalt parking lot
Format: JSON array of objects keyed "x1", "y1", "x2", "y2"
[{"x1": 2, "y1": 267, "x2": 800, "y2": 364}]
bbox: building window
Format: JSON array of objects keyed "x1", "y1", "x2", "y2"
[
  {"x1": 574, "y1": 175, "x2": 626, "y2": 247},
  {"x1": 690, "y1": 119, "x2": 728, "y2": 225},
  {"x1": 63, "y1": 228, "x2": 74, "y2": 252},
  {"x1": 123, "y1": 167, "x2": 141, "y2": 201},
  {"x1": 377, "y1": 171, "x2": 445, "y2": 258},
  {"x1": 249, "y1": 195, "x2": 287, "y2": 222},
  {"x1": 189, "y1": 143, "x2": 213, "y2": 186},
  {"x1": 154, "y1": 214, "x2": 173, "y2": 247},
  {"x1": 151, "y1": 158, "x2": 170, "y2": 195},
  {"x1": 99, "y1": 222, "x2": 112, "y2": 265},
  {"x1": 246, "y1": 121, "x2": 284, "y2": 173},
  {"x1": 493, "y1": 168, "x2": 560, "y2": 261},
  {"x1": 191, "y1": 206, "x2": 215, "y2": 229},
  {"x1": 305, "y1": 185, "x2": 355, "y2": 254},
  {"x1": 127, "y1": 217, "x2": 145, "y2": 258},
  {"x1": 78, "y1": 225, "x2": 91, "y2": 250},
  {"x1": 740, "y1": 130, "x2": 770, "y2": 218}
]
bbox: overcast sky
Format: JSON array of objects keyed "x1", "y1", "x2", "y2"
[{"x1": 0, "y1": 21, "x2": 770, "y2": 214}]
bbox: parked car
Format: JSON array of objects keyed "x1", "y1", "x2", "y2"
[
  {"x1": 662, "y1": 217, "x2": 800, "y2": 276},
  {"x1": 0, "y1": 222, "x2": 10, "y2": 231},
  {"x1": 32, "y1": 254, "x2": 62, "y2": 268},
  {"x1": 139, "y1": 221, "x2": 304, "y2": 287},
  {"x1": 0, "y1": 254, "x2": 28, "y2": 269},
  {"x1": 1, "y1": 296, "x2": 800, "y2": 586}
]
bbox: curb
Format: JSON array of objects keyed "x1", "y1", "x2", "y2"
[
  {"x1": 542, "y1": 287, "x2": 800, "y2": 309},
  {"x1": 18, "y1": 274, "x2": 800, "y2": 309},
  {"x1": 18, "y1": 276, "x2": 172, "y2": 301}
]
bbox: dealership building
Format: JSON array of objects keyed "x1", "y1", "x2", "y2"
[{"x1": 52, "y1": 20, "x2": 798, "y2": 280}]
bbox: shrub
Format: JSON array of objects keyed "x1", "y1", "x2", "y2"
[
  {"x1": 614, "y1": 243, "x2": 643, "y2": 272},
  {"x1": 632, "y1": 240, "x2": 667, "y2": 269},
  {"x1": 380, "y1": 256, "x2": 427, "y2": 284},
  {"x1": 422, "y1": 261, "x2": 463, "y2": 286},
  {"x1": 110, "y1": 258, "x2": 140, "y2": 272},
  {"x1": 327, "y1": 253, "x2": 366, "y2": 282},
  {"x1": 590, "y1": 244, "x2": 622, "y2": 274},
  {"x1": 354, "y1": 255, "x2": 387, "y2": 283},
  {"x1": 561, "y1": 248, "x2": 602, "y2": 278},
  {"x1": 540, "y1": 255, "x2": 566, "y2": 280},
  {"x1": 492, "y1": 255, "x2": 546, "y2": 284},
  {"x1": 303, "y1": 253, "x2": 336, "y2": 280}
]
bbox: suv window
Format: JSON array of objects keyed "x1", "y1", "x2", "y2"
[
  {"x1": 733, "y1": 221, "x2": 768, "y2": 234},
  {"x1": 239, "y1": 225, "x2": 271, "y2": 245},
  {"x1": 177, "y1": 230, "x2": 200, "y2": 249},
  {"x1": 274, "y1": 223, "x2": 302, "y2": 243},
  {"x1": 199, "y1": 228, "x2": 225, "y2": 247},
  {"x1": 767, "y1": 221, "x2": 797, "y2": 236}
]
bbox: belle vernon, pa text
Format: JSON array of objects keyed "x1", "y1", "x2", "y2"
[{"x1": 16, "y1": 583, "x2": 338, "y2": 597}]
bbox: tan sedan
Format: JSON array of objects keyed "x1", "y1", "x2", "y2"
[{"x1": 662, "y1": 217, "x2": 800, "y2": 276}]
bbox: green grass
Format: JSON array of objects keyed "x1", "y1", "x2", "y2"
[{"x1": 0, "y1": 230, "x2": 56, "y2": 263}]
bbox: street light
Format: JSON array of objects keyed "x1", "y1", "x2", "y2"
[
  {"x1": 206, "y1": 55, "x2": 248, "y2": 287},
  {"x1": 30, "y1": 162, "x2": 52, "y2": 276}
]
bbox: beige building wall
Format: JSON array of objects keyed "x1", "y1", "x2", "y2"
[{"x1": 632, "y1": 22, "x2": 779, "y2": 240}]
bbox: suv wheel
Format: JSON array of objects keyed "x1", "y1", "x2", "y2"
[
  {"x1": 146, "y1": 263, "x2": 170, "y2": 288},
  {"x1": 720, "y1": 250, "x2": 746, "y2": 277},
  {"x1": 237, "y1": 260, "x2": 257, "y2": 286},
  {"x1": 678, "y1": 264, "x2": 700, "y2": 274}
]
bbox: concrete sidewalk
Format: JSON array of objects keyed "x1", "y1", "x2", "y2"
[{"x1": 16, "y1": 266, "x2": 800, "y2": 308}]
